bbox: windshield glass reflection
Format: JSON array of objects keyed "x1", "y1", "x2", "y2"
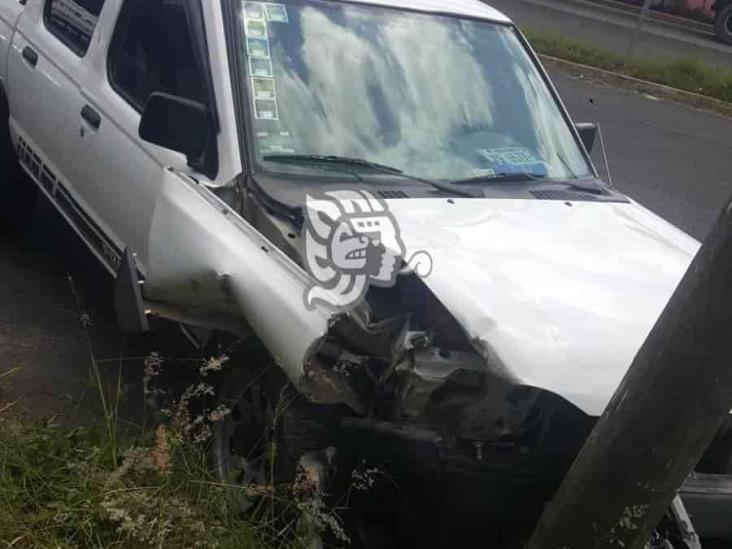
[{"x1": 238, "y1": 0, "x2": 593, "y2": 182}]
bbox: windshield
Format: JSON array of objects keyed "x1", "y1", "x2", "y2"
[{"x1": 235, "y1": 0, "x2": 594, "y2": 182}]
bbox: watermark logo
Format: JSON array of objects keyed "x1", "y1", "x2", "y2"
[{"x1": 303, "y1": 190, "x2": 432, "y2": 310}]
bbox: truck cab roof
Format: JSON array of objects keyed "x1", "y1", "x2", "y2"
[{"x1": 344, "y1": 0, "x2": 511, "y2": 23}]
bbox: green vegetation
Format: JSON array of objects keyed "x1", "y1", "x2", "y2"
[
  {"x1": 0, "y1": 276, "x2": 348, "y2": 549},
  {"x1": 525, "y1": 30, "x2": 732, "y2": 104},
  {"x1": 0, "y1": 420, "x2": 262, "y2": 548},
  {"x1": 0, "y1": 355, "x2": 341, "y2": 549}
]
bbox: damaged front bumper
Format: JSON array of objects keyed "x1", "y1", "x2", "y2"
[{"x1": 136, "y1": 173, "x2": 729, "y2": 541}]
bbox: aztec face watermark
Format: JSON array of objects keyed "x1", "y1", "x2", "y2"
[{"x1": 303, "y1": 190, "x2": 433, "y2": 310}]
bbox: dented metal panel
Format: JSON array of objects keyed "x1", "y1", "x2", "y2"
[
  {"x1": 385, "y1": 197, "x2": 700, "y2": 416},
  {"x1": 144, "y1": 171, "x2": 340, "y2": 392}
]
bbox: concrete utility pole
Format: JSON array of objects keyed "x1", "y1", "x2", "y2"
[
  {"x1": 525, "y1": 197, "x2": 732, "y2": 549},
  {"x1": 627, "y1": 0, "x2": 654, "y2": 58}
]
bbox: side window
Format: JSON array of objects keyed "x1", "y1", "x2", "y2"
[
  {"x1": 108, "y1": 0, "x2": 207, "y2": 112},
  {"x1": 44, "y1": 0, "x2": 105, "y2": 57}
]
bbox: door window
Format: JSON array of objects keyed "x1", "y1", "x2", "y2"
[
  {"x1": 108, "y1": 0, "x2": 207, "y2": 112},
  {"x1": 44, "y1": 0, "x2": 106, "y2": 56}
]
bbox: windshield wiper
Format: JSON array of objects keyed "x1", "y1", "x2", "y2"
[
  {"x1": 453, "y1": 170, "x2": 607, "y2": 195},
  {"x1": 263, "y1": 154, "x2": 477, "y2": 198},
  {"x1": 562, "y1": 179, "x2": 607, "y2": 194},
  {"x1": 452, "y1": 172, "x2": 545, "y2": 185},
  {"x1": 264, "y1": 154, "x2": 401, "y2": 174},
  {"x1": 554, "y1": 153, "x2": 606, "y2": 195}
]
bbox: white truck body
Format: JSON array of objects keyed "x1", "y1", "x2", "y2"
[
  {"x1": 0, "y1": 0, "x2": 698, "y2": 414},
  {"x1": 1, "y1": 0, "x2": 727, "y2": 539}
]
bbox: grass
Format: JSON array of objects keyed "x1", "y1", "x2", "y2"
[
  {"x1": 0, "y1": 372, "x2": 342, "y2": 549},
  {"x1": 0, "y1": 315, "x2": 343, "y2": 549},
  {"x1": 0, "y1": 275, "x2": 348, "y2": 548},
  {"x1": 525, "y1": 30, "x2": 732, "y2": 104},
  {"x1": 0, "y1": 420, "x2": 262, "y2": 548}
]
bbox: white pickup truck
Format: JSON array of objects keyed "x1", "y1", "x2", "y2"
[{"x1": 0, "y1": 0, "x2": 729, "y2": 545}]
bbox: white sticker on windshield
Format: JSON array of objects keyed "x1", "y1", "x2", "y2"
[
  {"x1": 254, "y1": 99, "x2": 279, "y2": 120},
  {"x1": 471, "y1": 168, "x2": 498, "y2": 177},
  {"x1": 246, "y1": 37, "x2": 270, "y2": 59},
  {"x1": 243, "y1": 1, "x2": 265, "y2": 20},
  {"x1": 251, "y1": 77, "x2": 276, "y2": 100},
  {"x1": 245, "y1": 19, "x2": 268, "y2": 39},
  {"x1": 249, "y1": 57, "x2": 273, "y2": 77},
  {"x1": 257, "y1": 130, "x2": 295, "y2": 154},
  {"x1": 477, "y1": 147, "x2": 548, "y2": 176},
  {"x1": 264, "y1": 3, "x2": 288, "y2": 23}
]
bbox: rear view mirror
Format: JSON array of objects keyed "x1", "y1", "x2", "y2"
[
  {"x1": 139, "y1": 92, "x2": 211, "y2": 163},
  {"x1": 575, "y1": 122, "x2": 598, "y2": 153}
]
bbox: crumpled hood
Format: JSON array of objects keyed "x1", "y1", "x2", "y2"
[{"x1": 387, "y1": 198, "x2": 700, "y2": 416}]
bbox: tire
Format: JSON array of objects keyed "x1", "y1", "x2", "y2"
[
  {"x1": 211, "y1": 352, "x2": 334, "y2": 487},
  {"x1": 714, "y1": 4, "x2": 732, "y2": 46},
  {"x1": 211, "y1": 362, "x2": 285, "y2": 486}
]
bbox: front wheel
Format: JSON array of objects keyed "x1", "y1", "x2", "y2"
[
  {"x1": 211, "y1": 358, "x2": 335, "y2": 488},
  {"x1": 211, "y1": 363, "x2": 286, "y2": 487},
  {"x1": 714, "y1": 5, "x2": 732, "y2": 45}
]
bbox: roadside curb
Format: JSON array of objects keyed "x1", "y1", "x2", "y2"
[{"x1": 540, "y1": 54, "x2": 732, "y2": 118}]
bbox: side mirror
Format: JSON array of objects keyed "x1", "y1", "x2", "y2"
[
  {"x1": 139, "y1": 92, "x2": 211, "y2": 163},
  {"x1": 575, "y1": 122, "x2": 598, "y2": 153}
]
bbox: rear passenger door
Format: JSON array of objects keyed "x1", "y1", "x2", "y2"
[
  {"x1": 8, "y1": 0, "x2": 105, "y2": 253},
  {"x1": 66, "y1": 0, "x2": 219, "y2": 274},
  {"x1": 0, "y1": 0, "x2": 26, "y2": 86}
]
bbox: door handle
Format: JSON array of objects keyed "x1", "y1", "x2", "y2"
[
  {"x1": 22, "y1": 46, "x2": 37, "y2": 68},
  {"x1": 81, "y1": 105, "x2": 101, "y2": 131}
]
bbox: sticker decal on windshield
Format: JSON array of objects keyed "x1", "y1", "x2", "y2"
[
  {"x1": 257, "y1": 130, "x2": 295, "y2": 154},
  {"x1": 246, "y1": 37, "x2": 271, "y2": 59},
  {"x1": 477, "y1": 147, "x2": 548, "y2": 176},
  {"x1": 249, "y1": 57, "x2": 273, "y2": 77},
  {"x1": 245, "y1": 19, "x2": 268, "y2": 39},
  {"x1": 264, "y1": 3, "x2": 289, "y2": 23},
  {"x1": 243, "y1": 1, "x2": 265, "y2": 20},
  {"x1": 254, "y1": 99, "x2": 279, "y2": 120},
  {"x1": 251, "y1": 77, "x2": 277, "y2": 100},
  {"x1": 471, "y1": 168, "x2": 498, "y2": 177}
]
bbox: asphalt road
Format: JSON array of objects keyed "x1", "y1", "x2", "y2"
[
  {"x1": 553, "y1": 70, "x2": 732, "y2": 240},
  {"x1": 489, "y1": 0, "x2": 732, "y2": 70}
]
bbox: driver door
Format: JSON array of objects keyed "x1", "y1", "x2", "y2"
[{"x1": 65, "y1": 0, "x2": 217, "y2": 274}]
